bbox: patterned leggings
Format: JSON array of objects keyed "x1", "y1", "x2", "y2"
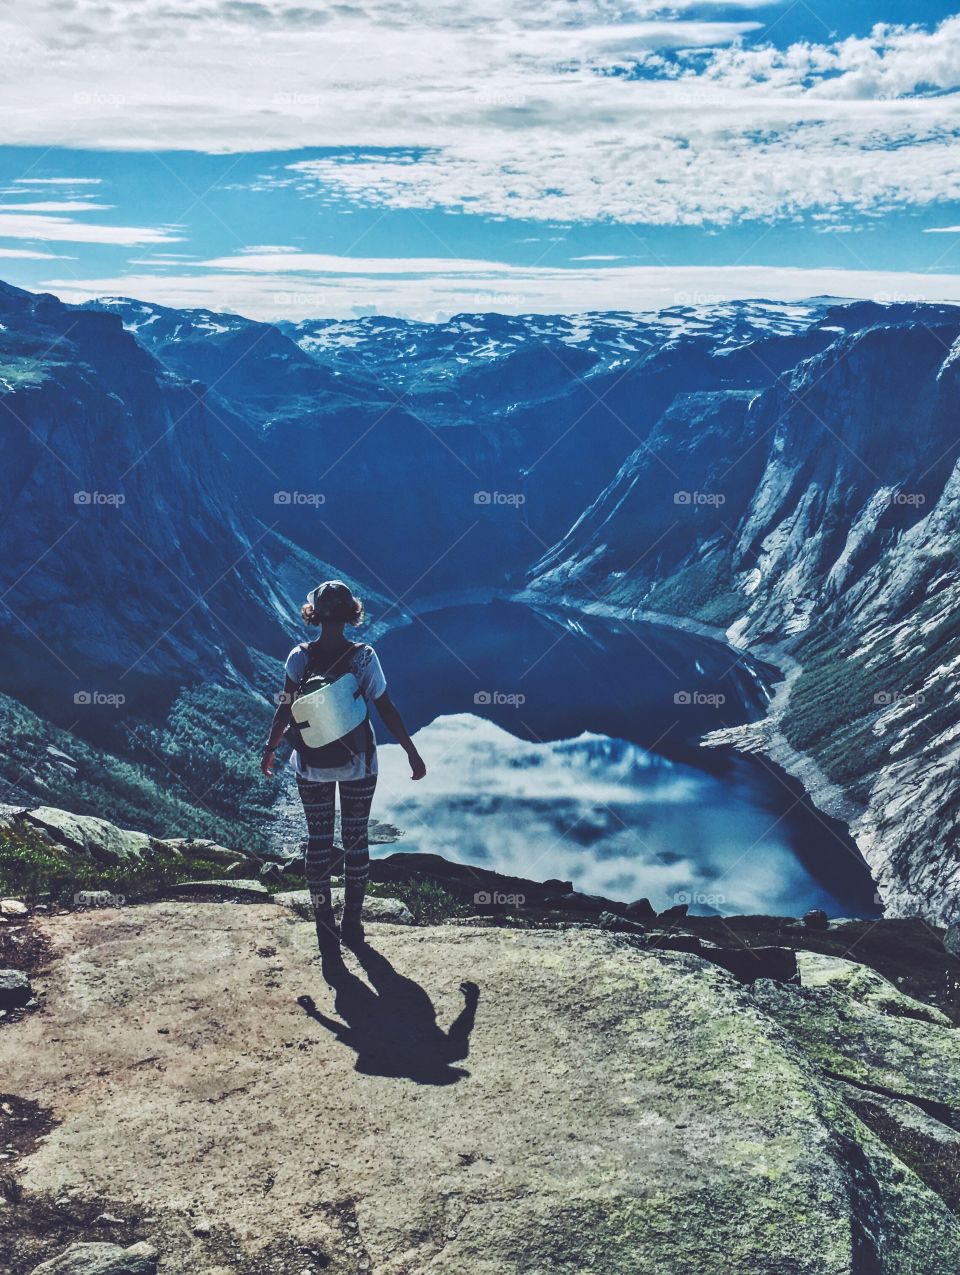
[{"x1": 297, "y1": 775, "x2": 377, "y2": 917}]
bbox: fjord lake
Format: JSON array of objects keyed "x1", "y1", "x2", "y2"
[{"x1": 371, "y1": 601, "x2": 880, "y2": 918}]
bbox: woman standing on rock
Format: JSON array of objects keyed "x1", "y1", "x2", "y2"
[{"x1": 261, "y1": 580, "x2": 426, "y2": 952}]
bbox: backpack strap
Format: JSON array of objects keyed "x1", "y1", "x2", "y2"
[{"x1": 300, "y1": 639, "x2": 360, "y2": 686}]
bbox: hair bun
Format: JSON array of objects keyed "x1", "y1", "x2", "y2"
[{"x1": 300, "y1": 601, "x2": 318, "y2": 625}]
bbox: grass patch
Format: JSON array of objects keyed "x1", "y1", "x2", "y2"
[
  {"x1": 368, "y1": 878, "x2": 469, "y2": 924},
  {"x1": 0, "y1": 822, "x2": 255, "y2": 903},
  {"x1": 782, "y1": 592, "x2": 960, "y2": 801}
]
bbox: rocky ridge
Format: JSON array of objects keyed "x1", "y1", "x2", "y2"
[{"x1": 1, "y1": 896, "x2": 960, "y2": 1273}]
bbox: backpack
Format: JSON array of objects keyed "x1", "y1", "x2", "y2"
[{"x1": 286, "y1": 641, "x2": 374, "y2": 770}]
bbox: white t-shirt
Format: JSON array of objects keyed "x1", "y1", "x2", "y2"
[{"x1": 284, "y1": 642, "x2": 387, "y2": 782}]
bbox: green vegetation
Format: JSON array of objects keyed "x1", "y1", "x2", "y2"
[
  {"x1": 0, "y1": 691, "x2": 272, "y2": 854},
  {"x1": 645, "y1": 553, "x2": 744, "y2": 626},
  {"x1": 782, "y1": 591, "x2": 960, "y2": 801},
  {"x1": 126, "y1": 682, "x2": 279, "y2": 829},
  {"x1": 0, "y1": 822, "x2": 181, "y2": 902},
  {"x1": 372, "y1": 878, "x2": 470, "y2": 924},
  {"x1": 779, "y1": 635, "x2": 890, "y2": 799}
]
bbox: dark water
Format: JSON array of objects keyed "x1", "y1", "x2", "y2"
[{"x1": 370, "y1": 600, "x2": 880, "y2": 918}]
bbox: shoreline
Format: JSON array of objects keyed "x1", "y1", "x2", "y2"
[{"x1": 513, "y1": 588, "x2": 871, "y2": 862}]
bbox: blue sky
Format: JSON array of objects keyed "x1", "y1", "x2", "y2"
[{"x1": 1, "y1": 2, "x2": 959, "y2": 319}]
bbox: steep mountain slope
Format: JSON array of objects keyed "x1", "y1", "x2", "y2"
[
  {"x1": 0, "y1": 281, "x2": 395, "y2": 685},
  {"x1": 0, "y1": 278, "x2": 397, "y2": 834},
  {"x1": 529, "y1": 302, "x2": 960, "y2": 921}
]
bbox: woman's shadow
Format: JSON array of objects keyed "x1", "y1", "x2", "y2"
[{"x1": 297, "y1": 941, "x2": 480, "y2": 1085}]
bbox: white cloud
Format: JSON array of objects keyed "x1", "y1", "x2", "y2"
[
  {"x1": 2, "y1": 6, "x2": 958, "y2": 228},
  {"x1": 285, "y1": 111, "x2": 960, "y2": 226},
  {"x1": 200, "y1": 251, "x2": 557, "y2": 275},
  {"x1": 0, "y1": 201, "x2": 112, "y2": 212},
  {"x1": 0, "y1": 214, "x2": 181, "y2": 245},
  {"x1": 11, "y1": 177, "x2": 103, "y2": 185},
  {"x1": 37, "y1": 264, "x2": 960, "y2": 323},
  {"x1": 925, "y1": 225, "x2": 960, "y2": 233},
  {"x1": 0, "y1": 247, "x2": 66, "y2": 259}
]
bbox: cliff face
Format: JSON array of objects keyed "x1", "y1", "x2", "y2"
[{"x1": 528, "y1": 305, "x2": 960, "y2": 922}]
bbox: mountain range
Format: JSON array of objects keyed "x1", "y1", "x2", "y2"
[{"x1": 2, "y1": 279, "x2": 959, "y2": 919}]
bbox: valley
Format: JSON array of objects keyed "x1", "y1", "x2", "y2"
[{"x1": 1, "y1": 281, "x2": 958, "y2": 919}]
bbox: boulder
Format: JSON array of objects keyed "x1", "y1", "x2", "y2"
[
  {"x1": 0, "y1": 898, "x2": 28, "y2": 917},
  {"x1": 831, "y1": 1077, "x2": 960, "y2": 1157},
  {"x1": 29, "y1": 1241, "x2": 158, "y2": 1274},
  {"x1": 0, "y1": 968, "x2": 32, "y2": 1009},
  {"x1": 370, "y1": 852, "x2": 572, "y2": 905},
  {"x1": 752, "y1": 979, "x2": 960, "y2": 1110},
  {"x1": 702, "y1": 944, "x2": 798, "y2": 985},
  {"x1": 644, "y1": 929, "x2": 702, "y2": 954},
  {"x1": 21, "y1": 807, "x2": 154, "y2": 863},
  {"x1": 156, "y1": 837, "x2": 253, "y2": 867},
  {"x1": 598, "y1": 911, "x2": 647, "y2": 936},
  {"x1": 273, "y1": 888, "x2": 414, "y2": 925},
  {"x1": 258, "y1": 862, "x2": 283, "y2": 885},
  {"x1": 624, "y1": 897, "x2": 656, "y2": 922},
  {"x1": 543, "y1": 891, "x2": 616, "y2": 914},
  {"x1": 802, "y1": 908, "x2": 830, "y2": 931},
  {"x1": 656, "y1": 903, "x2": 689, "y2": 924},
  {"x1": 796, "y1": 950, "x2": 952, "y2": 1025},
  {"x1": 640, "y1": 933, "x2": 798, "y2": 984}
]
